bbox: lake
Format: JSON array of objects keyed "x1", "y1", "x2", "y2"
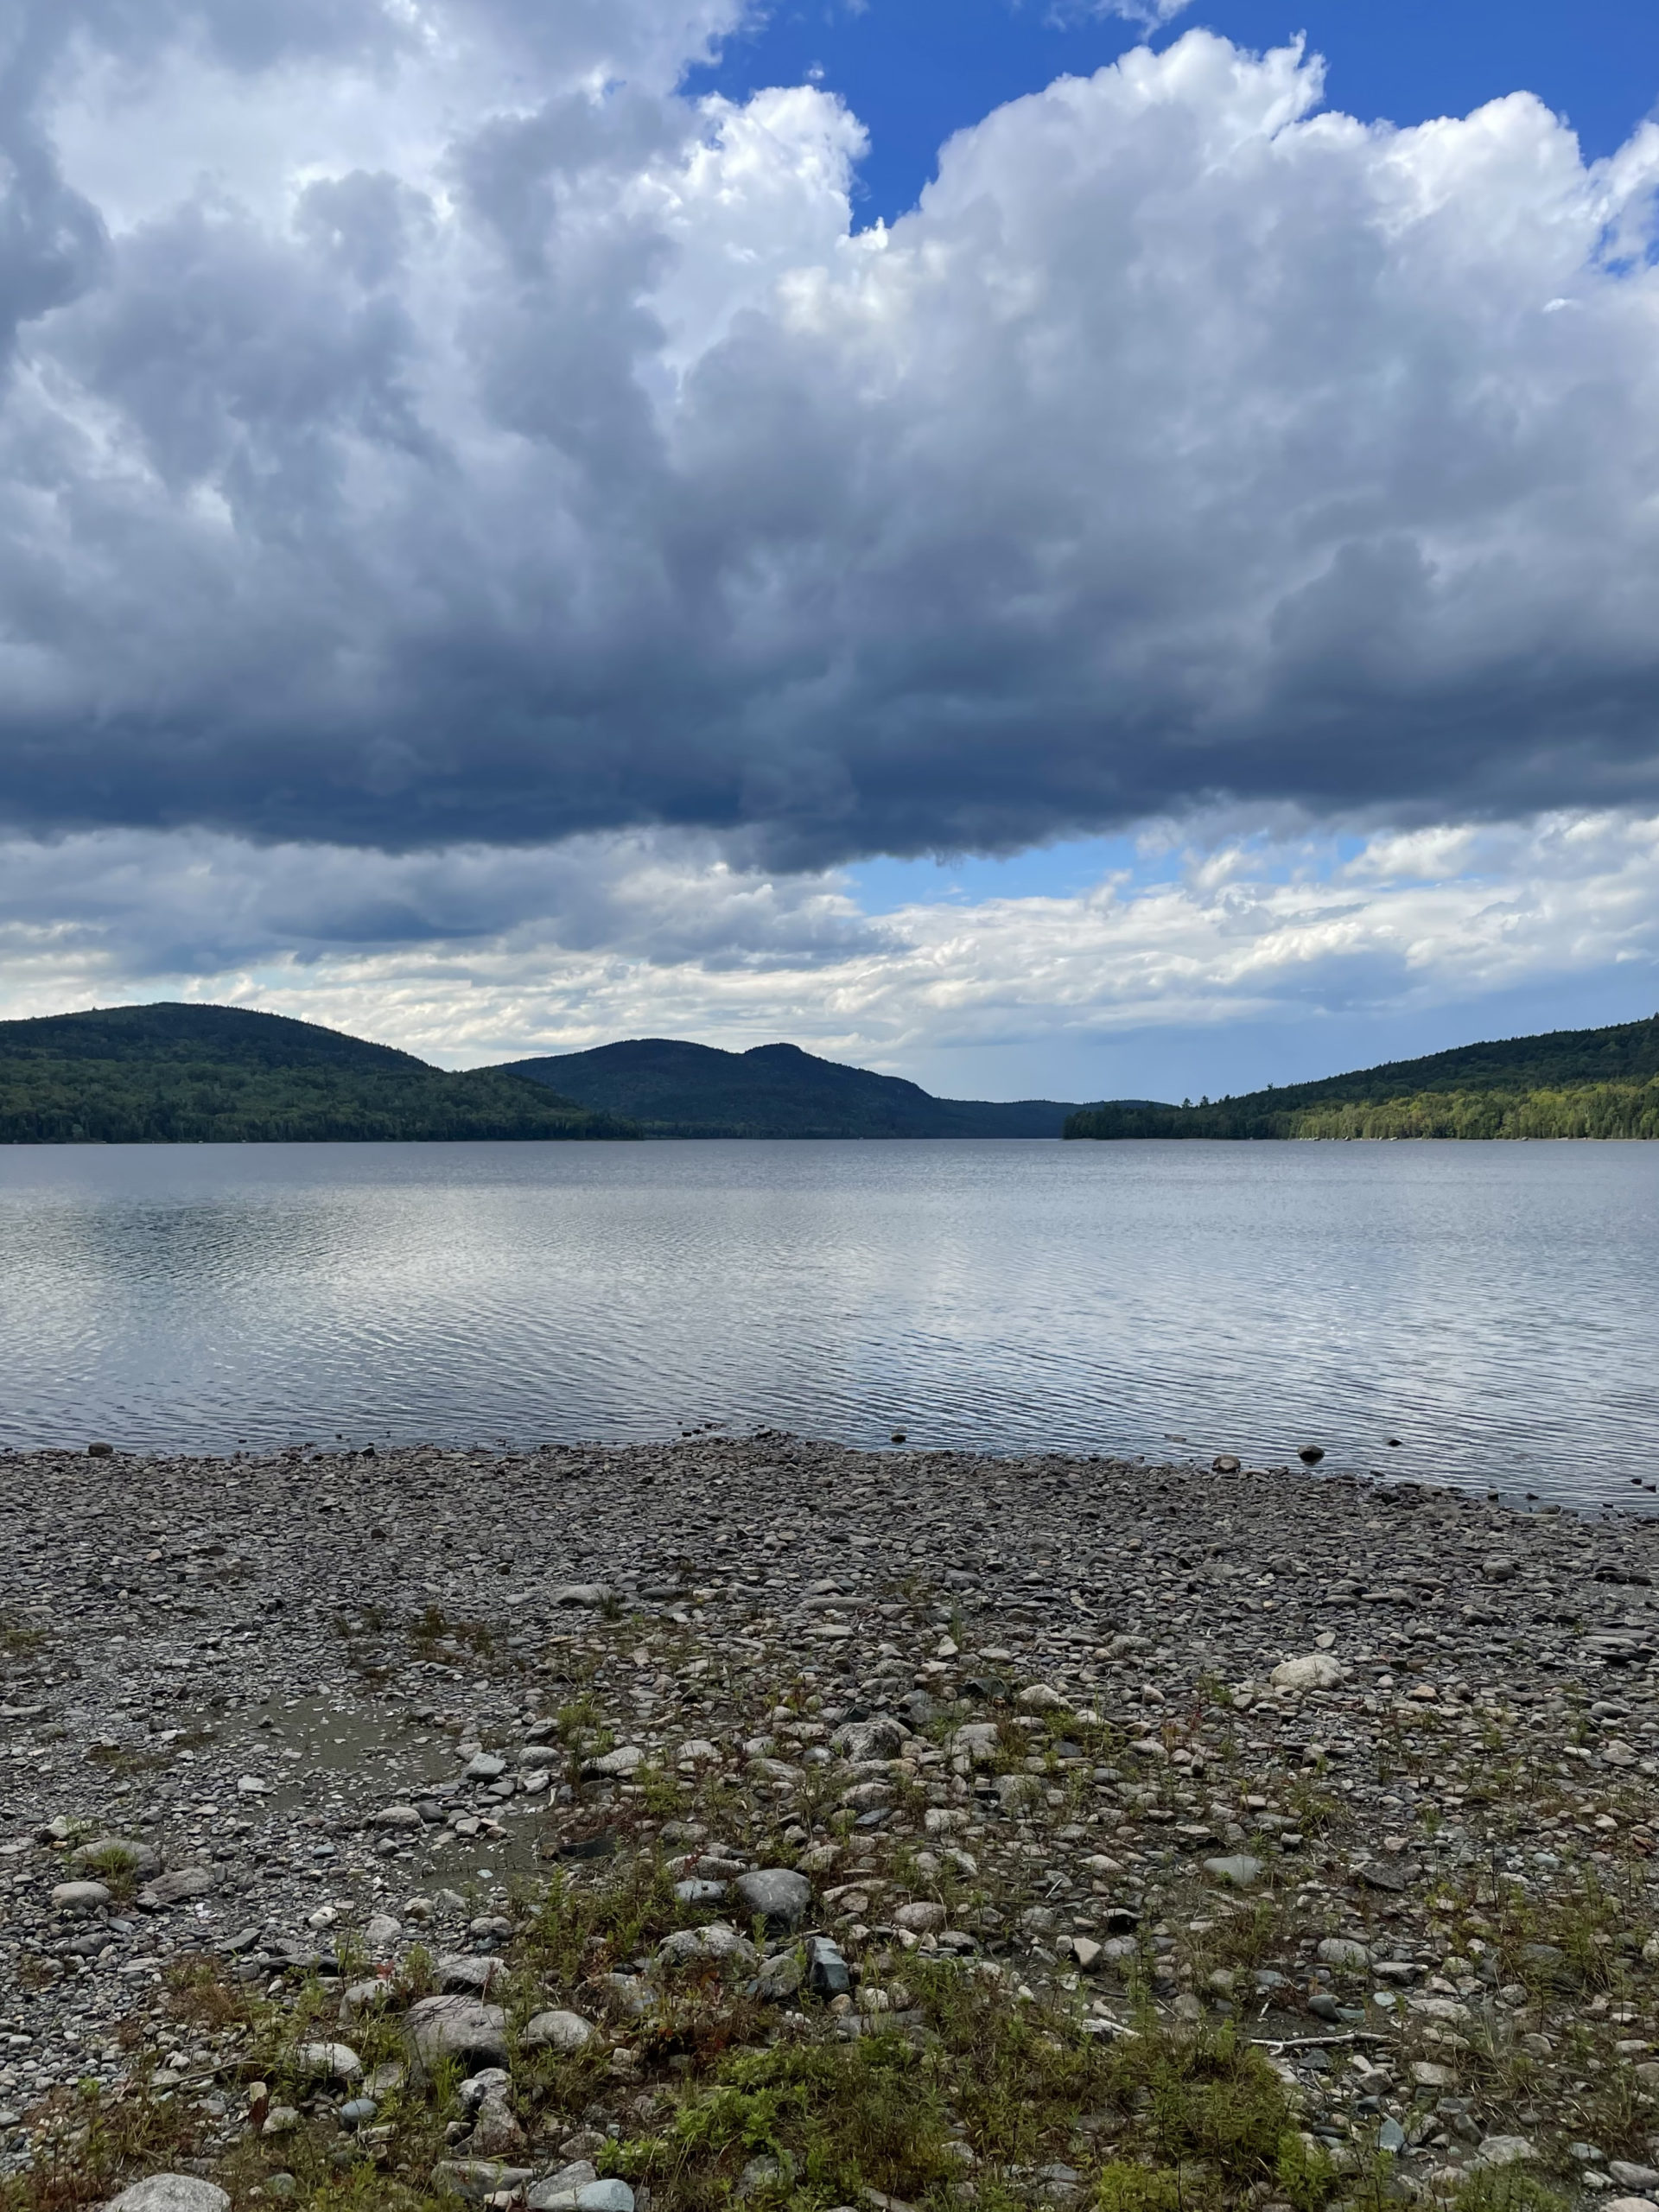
[{"x1": 0, "y1": 1139, "x2": 1654, "y2": 1506}]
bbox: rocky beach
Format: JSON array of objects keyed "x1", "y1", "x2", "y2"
[{"x1": 3, "y1": 1434, "x2": 1658, "y2": 2212}]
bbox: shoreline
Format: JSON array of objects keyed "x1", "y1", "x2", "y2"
[{"x1": 3, "y1": 1437, "x2": 1657, "y2": 2212}]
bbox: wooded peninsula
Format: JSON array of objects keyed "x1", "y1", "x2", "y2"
[{"x1": 1064, "y1": 1012, "x2": 1659, "y2": 1141}]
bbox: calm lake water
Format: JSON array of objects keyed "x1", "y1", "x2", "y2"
[{"x1": 0, "y1": 1139, "x2": 1655, "y2": 1505}]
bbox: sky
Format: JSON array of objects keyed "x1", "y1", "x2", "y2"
[{"x1": 1, "y1": 0, "x2": 1658, "y2": 1101}]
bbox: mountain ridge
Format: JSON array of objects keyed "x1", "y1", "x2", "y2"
[
  {"x1": 495, "y1": 1036, "x2": 1091, "y2": 1138},
  {"x1": 0, "y1": 1003, "x2": 637, "y2": 1144}
]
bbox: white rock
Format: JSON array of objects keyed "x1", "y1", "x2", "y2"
[
  {"x1": 1474, "y1": 2138, "x2": 1535, "y2": 2170},
  {"x1": 584, "y1": 1745, "x2": 645, "y2": 1777},
  {"x1": 104, "y1": 2181, "x2": 230, "y2": 2212},
  {"x1": 296, "y1": 2042, "x2": 362, "y2": 2082},
  {"x1": 1017, "y1": 1683, "x2": 1071, "y2": 1712},
  {"x1": 1202, "y1": 1855, "x2": 1264, "y2": 1888},
  {"x1": 1270, "y1": 1654, "x2": 1347, "y2": 1692}
]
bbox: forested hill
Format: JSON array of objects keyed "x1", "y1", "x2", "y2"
[
  {"x1": 497, "y1": 1037, "x2": 1084, "y2": 1137},
  {"x1": 0, "y1": 1003, "x2": 639, "y2": 1144},
  {"x1": 1065, "y1": 1012, "x2": 1659, "y2": 1141}
]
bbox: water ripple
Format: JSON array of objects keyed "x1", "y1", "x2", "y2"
[{"x1": 0, "y1": 1138, "x2": 1654, "y2": 1504}]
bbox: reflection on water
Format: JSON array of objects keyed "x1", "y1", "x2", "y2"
[{"x1": 0, "y1": 1138, "x2": 1655, "y2": 1505}]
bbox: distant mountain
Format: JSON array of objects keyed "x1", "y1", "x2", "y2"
[
  {"x1": 0, "y1": 1003, "x2": 638, "y2": 1144},
  {"x1": 1065, "y1": 1013, "x2": 1659, "y2": 1141},
  {"x1": 495, "y1": 1037, "x2": 1086, "y2": 1137}
]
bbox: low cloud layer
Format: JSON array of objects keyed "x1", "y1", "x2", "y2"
[
  {"x1": 0, "y1": 3, "x2": 1656, "y2": 863},
  {"x1": 3, "y1": 813, "x2": 1656, "y2": 1089}
]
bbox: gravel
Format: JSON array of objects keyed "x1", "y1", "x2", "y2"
[{"x1": 3, "y1": 1431, "x2": 1659, "y2": 2202}]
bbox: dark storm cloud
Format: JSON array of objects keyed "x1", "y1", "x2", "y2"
[{"x1": 0, "y1": 8, "x2": 1656, "y2": 864}]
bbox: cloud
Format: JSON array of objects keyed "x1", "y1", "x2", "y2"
[
  {"x1": 2, "y1": 811, "x2": 1656, "y2": 1077},
  {"x1": 1046, "y1": 0, "x2": 1196, "y2": 31},
  {"x1": 0, "y1": 11, "x2": 1649, "y2": 864}
]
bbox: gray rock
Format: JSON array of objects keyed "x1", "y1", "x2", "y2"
[
  {"x1": 734, "y1": 1868, "x2": 812, "y2": 1935},
  {"x1": 550, "y1": 1585, "x2": 613, "y2": 1609},
  {"x1": 658, "y1": 1922, "x2": 760, "y2": 1973},
  {"x1": 831, "y1": 1717, "x2": 906, "y2": 1761},
  {"x1": 51, "y1": 1881, "x2": 111, "y2": 1910},
  {"x1": 458, "y1": 2068, "x2": 512, "y2": 2111},
  {"x1": 893, "y1": 1901, "x2": 946, "y2": 1935},
  {"x1": 296, "y1": 2042, "x2": 362, "y2": 2082},
  {"x1": 437, "y1": 1954, "x2": 505, "y2": 1995},
  {"x1": 1610, "y1": 2168, "x2": 1659, "y2": 2192},
  {"x1": 138, "y1": 1866, "x2": 213, "y2": 1909},
  {"x1": 1474, "y1": 2138, "x2": 1536, "y2": 2170},
  {"x1": 431, "y1": 2161, "x2": 536, "y2": 2202},
  {"x1": 674, "y1": 1878, "x2": 728, "y2": 1906},
  {"x1": 577, "y1": 2187, "x2": 634, "y2": 2212},
  {"x1": 340, "y1": 1979, "x2": 393, "y2": 2020},
  {"x1": 526, "y1": 2162, "x2": 598, "y2": 2210},
  {"x1": 465, "y1": 1754, "x2": 506, "y2": 1782},
  {"x1": 470, "y1": 2092, "x2": 525, "y2": 2158},
  {"x1": 1316, "y1": 1936, "x2": 1370, "y2": 1972},
  {"x1": 950, "y1": 1722, "x2": 1000, "y2": 1764},
  {"x1": 372, "y1": 1804, "x2": 424, "y2": 1830},
  {"x1": 70, "y1": 1836, "x2": 160, "y2": 1877},
  {"x1": 596, "y1": 1973, "x2": 653, "y2": 2019},
  {"x1": 754, "y1": 1947, "x2": 805, "y2": 2000},
  {"x1": 805, "y1": 1935, "x2": 851, "y2": 1996},
  {"x1": 103, "y1": 2183, "x2": 230, "y2": 2212},
  {"x1": 407, "y1": 1996, "x2": 510, "y2": 2070},
  {"x1": 582, "y1": 1745, "x2": 644, "y2": 1778},
  {"x1": 522, "y1": 2010, "x2": 595, "y2": 2053}
]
